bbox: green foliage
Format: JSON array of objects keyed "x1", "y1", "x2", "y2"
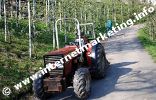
[{"x1": 138, "y1": 27, "x2": 156, "y2": 62}]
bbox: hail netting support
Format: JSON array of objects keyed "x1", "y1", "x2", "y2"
[{"x1": 48, "y1": 0, "x2": 56, "y2": 49}]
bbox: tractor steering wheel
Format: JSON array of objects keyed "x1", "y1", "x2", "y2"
[
  {"x1": 69, "y1": 38, "x2": 85, "y2": 46},
  {"x1": 69, "y1": 42, "x2": 77, "y2": 45}
]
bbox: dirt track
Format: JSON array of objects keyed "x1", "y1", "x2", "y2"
[{"x1": 47, "y1": 25, "x2": 156, "y2": 100}]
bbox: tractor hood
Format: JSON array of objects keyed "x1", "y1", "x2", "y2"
[{"x1": 46, "y1": 45, "x2": 77, "y2": 56}]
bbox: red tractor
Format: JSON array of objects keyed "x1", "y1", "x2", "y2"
[{"x1": 33, "y1": 18, "x2": 109, "y2": 100}]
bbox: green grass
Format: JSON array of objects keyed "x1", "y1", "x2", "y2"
[
  {"x1": 138, "y1": 27, "x2": 156, "y2": 62},
  {"x1": 0, "y1": 33, "x2": 44, "y2": 99}
]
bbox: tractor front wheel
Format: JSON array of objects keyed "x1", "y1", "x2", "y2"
[
  {"x1": 94, "y1": 44, "x2": 108, "y2": 79},
  {"x1": 33, "y1": 74, "x2": 46, "y2": 100},
  {"x1": 73, "y1": 68, "x2": 91, "y2": 99}
]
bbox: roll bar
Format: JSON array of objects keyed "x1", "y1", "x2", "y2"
[
  {"x1": 55, "y1": 18, "x2": 81, "y2": 49},
  {"x1": 79, "y1": 23, "x2": 95, "y2": 38}
]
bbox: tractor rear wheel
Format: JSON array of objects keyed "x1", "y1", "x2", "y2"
[
  {"x1": 33, "y1": 74, "x2": 46, "y2": 100},
  {"x1": 73, "y1": 68, "x2": 91, "y2": 99}
]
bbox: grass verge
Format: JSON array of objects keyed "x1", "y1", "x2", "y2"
[{"x1": 138, "y1": 27, "x2": 156, "y2": 62}]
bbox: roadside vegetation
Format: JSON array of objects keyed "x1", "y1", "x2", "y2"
[
  {"x1": 138, "y1": 27, "x2": 156, "y2": 62},
  {"x1": 138, "y1": 5, "x2": 156, "y2": 62}
]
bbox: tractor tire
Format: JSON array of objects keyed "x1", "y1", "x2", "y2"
[
  {"x1": 33, "y1": 74, "x2": 46, "y2": 100},
  {"x1": 93, "y1": 44, "x2": 109, "y2": 79},
  {"x1": 73, "y1": 68, "x2": 91, "y2": 99}
]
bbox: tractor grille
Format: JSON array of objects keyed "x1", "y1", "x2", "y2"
[
  {"x1": 44, "y1": 55, "x2": 63, "y2": 64},
  {"x1": 44, "y1": 55, "x2": 64, "y2": 76}
]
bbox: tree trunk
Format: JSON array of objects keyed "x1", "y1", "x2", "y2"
[
  {"x1": 16, "y1": 0, "x2": 18, "y2": 27},
  {"x1": 45, "y1": 0, "x2": 50, "y2": 27},
  {"x1": 128, "y1": 5, "x2": 130, "y2": 18},
  {"x1": 19, "y1": 0, "x2": 21, "y2": 19},
  {"x1": 52, "y1": 1, "x2": 56, "y2": 48},
  {"x1": 4, "y1": 0, "x2": 7, "y2": 42},
  {"x1": 107, "y1": 5, "x2": 110, "y2": 20},
  {"x1": 46, "y1": 0, "x2": 48, "y2": 26},
  {"x1": 112, "y1": 0, "x2": 116, "y2": 23},
  {"x1": 32, "y1": 0, "x2": 36, "y2": 37},
  {"x1": 64, "y1": 11, "x2": 67, "y2": 42},
  {"x1": 59, "y1": 2, "x2": 62, "y2": 32},
  {"x1": 0, "y1": 0, "x2": 1, "y2": 19},
  {"x1": 10, "y1": 0, "x2": 13, "y2": 18},
  {"x1": 85, "y1": 13, "x2": 87, "y2": 34},
  {"x1": 121, "y1": 2, "x2": 123, "y2": 23},
  {"x1": 28, "y1": 0, "x2": 32, "y2": 58},
  {"x1": 33, "y1": 0, "x2": 36, "y2": 17}
]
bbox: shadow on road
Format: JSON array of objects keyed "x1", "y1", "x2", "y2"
[
  {"x1": 105, "y1": 38, "x2": 143, "y2": 54},
  {"x1": 89, "y1": 61, "x2": 136, "y2": 99},
  {"x1": 48, "y1": 62, "x2": 136, "y2": 100}
]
